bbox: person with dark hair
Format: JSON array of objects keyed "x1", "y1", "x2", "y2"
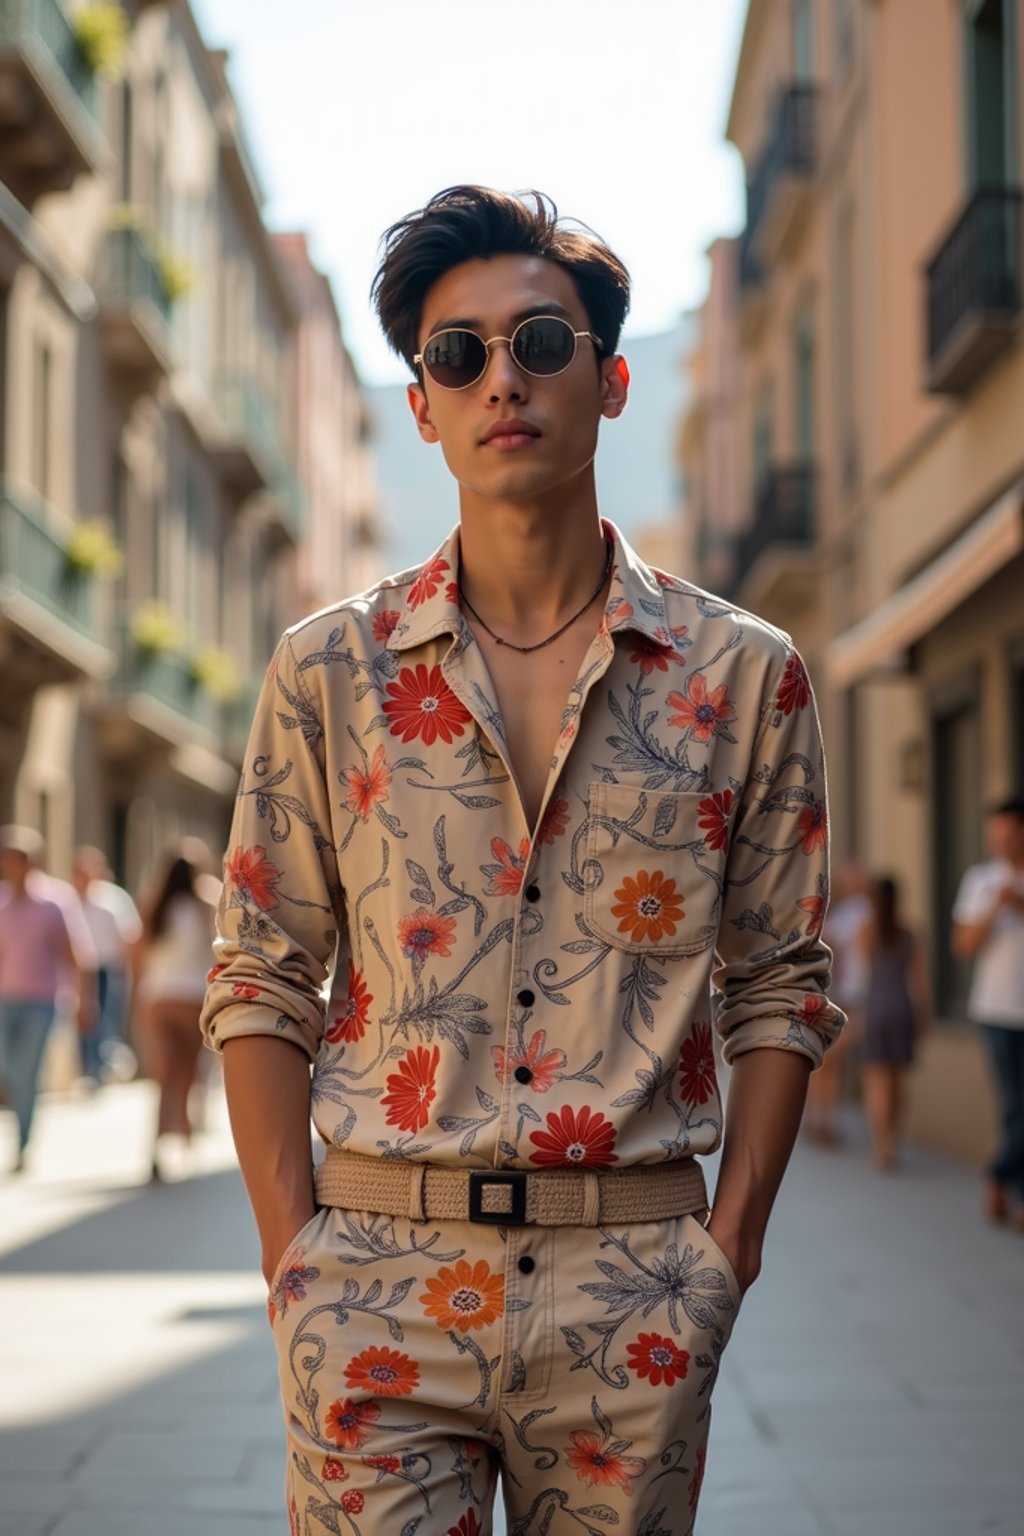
[
  {"x1": 952, "y1": 797, "x2": 1024, "y2": 1228},
  {"x1": 202, "y1": 185, "x2": 843, "y2": 1534},
  {"x1": 136, "y1": 840, "x2": 217, "y2": 1181},
  {"x1": 858, "y1": 874, "x2": 929, "y2": 1171}
]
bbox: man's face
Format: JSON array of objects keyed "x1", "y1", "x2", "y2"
[
  {"x1": 407, "y1": 253, "x2": 626, "y2": 507},
  {"x1": 987, "y1": 812, "x2": 1024, "y2": 863},
  {"x1": 0, "y1": 848, "x2": 29, "y2": 887}
]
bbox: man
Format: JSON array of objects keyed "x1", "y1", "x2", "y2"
[
  {"x1": 201, "y1": 186, "x2": 842, "y2": 1535},
  {"x1": 952, "y1": 798, "x2": 1024, "y2": 1229},
  {"x1": 70, "y1": 846, "x2": 142, "y2": 1085}
]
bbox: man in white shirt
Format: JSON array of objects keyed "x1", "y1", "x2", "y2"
[
  {"x1": 71, "y1": 848, "x2": 142, "y2": 1083},
  {"x1": 952, "y1": 798, "x2": 1024, "y2": 1229}
]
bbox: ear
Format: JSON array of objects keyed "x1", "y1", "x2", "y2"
[
  {"x1": 407, "y1": 382, "x2": 439, "y2": 444},
  {"x1": 599, "y1": 354, "x2": 629, "y2": 420}
]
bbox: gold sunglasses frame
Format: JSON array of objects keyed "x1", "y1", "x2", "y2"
[{"x1": 414, "y1": 314, "x2": 604, "y2": 391}]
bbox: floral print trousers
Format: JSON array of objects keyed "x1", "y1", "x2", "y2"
[{"x1": 268, "y1": 1201, "x2": 742, "y2": 1536}]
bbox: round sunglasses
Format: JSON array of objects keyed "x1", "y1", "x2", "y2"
[{"x1": 414, "y1": 314, "x2": 604, "y2": 391}]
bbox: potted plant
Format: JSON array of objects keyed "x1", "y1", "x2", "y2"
[
  {"x1": 73, "y1": 3, "x2": 129, "y2": 82},
  {"x1": 65, "y1": 519, "x2": 124, "y2": 578}
]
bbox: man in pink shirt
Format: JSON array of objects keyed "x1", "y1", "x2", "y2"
[{"x1": 0, "y1": 826, "x2": 90, "y2": 1172}]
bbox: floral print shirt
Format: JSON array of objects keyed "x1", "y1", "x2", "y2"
[{"x1": 200, "y1": 521, "x2": 842, "y2": 1170}]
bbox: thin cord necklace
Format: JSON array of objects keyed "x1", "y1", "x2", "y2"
[{"x1": 458, "y1": 540, "x2": 614, "y2": 654}]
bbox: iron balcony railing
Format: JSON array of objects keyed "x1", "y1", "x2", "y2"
[
  {"x1": 0, "y1": 482, "x2": 97, "y2": 640},
  {"x1": 733, "y1": 464, "x2": 816, "y2": 587},
  {"x1": 744, "y1": 82, "x2": 817, "y2": 253},
  {"x1": 96, "y1": 226, "x2": 173, "y2": 322},
  {"x1": 926, "y1": 187, "x2": 1023, "y2": 374},
  {"x1": 0, "y1": 0, "x2": 98, "y2": 121}
]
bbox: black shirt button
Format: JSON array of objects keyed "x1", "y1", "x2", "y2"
[
  {"x1": 525, "y1": 884, "x2": 541, "y2": 903},
  {"x1": 517, "y1": 1255, "x2": 536, "y2": 1274},
  {"x1": 514, "y1": 1065, "x2": 534, "y2": 1084},
  {"x1": 516, "y1": 988, "x2": 535, "y2": 1008}
]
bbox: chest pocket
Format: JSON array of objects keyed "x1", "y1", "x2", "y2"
[{"x1": 583, "y1": 783, "x2": 726, "y2": 958}]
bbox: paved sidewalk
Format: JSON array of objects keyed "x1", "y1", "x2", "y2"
[{"x1": 2, "y1": 1078, "x2": 1023, "y2": 1535}]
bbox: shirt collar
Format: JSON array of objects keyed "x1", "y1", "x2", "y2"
[{"x1": 386, "y1": 519, "x2": 675, "y2": 654}]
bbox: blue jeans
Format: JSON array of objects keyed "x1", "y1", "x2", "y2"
[
  {"x1": 0, "y1": 999, "x2": 57, "y2": 1151},
  {"x1": 982, "y1": 1024, "x2": 1024, "y2": 1197},
  {"x1": 79, "y1": 966, "x2": 129, "y2": 1080}
]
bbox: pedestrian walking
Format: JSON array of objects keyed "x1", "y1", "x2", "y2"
[
  {"x1": 952, "y1": 797, "x2": 1024, "y2": 1228},
  {"x1": 859, "y1": 874, "x2": 929, "y2": 1171},
  {"x1": 0, "y1": 826, "x2": 94, "y2": 1172},
  {"x1": 71, "y1": 846, "x2": 142, "y2": 1085},
  {"x1": 201, "y1": 185, "x2": 844, "y2": 1535},
  {"x1": 804, "y1": 861, "x2": 870, "y2": 1146},
  {"x1": 135, "y1": 841, "x2": 217, "y2": 1182}
]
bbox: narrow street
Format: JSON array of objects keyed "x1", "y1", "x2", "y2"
[{"x1": 2, "y1": 1072, "x2": 1022, "y2": 1535}]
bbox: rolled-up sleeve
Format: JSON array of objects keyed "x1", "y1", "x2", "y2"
[
  {"x1": 714, "y1": 646, "x2": 844, "y2": 1068},
  {"x1": 200, "y1": 632, "x2": 341, "y2": 1061}
]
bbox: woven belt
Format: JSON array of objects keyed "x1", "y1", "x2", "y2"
[{"x1": 314, "y1": 1147, "x2": 708, "y2": 1228}]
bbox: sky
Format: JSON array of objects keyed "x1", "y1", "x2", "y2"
[{"x1": 191, "y1": 0, "x2": 749, "y2": 387}]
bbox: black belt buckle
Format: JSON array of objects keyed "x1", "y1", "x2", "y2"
[{"x1": 469, "y1": 1170, "x2": 528, "y2": 1225}]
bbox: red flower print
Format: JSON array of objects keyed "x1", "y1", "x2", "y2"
[
  {"x1": 270, "y1": 1249, "x2": 319, "y2": 1319},
  {"x1": 529, "y1": 1105, "x2": 619, "y2": 1168},
  {"x1": 383, "y1": 663, "x2": 471, "y2": 746},
  {"x1": 797, "y1": 800, "x2": 827, "y2": 855},
  {"x1": 408, "y1": 553, "x2": 450, "y2": 607},
  {"x1": 372, "y1": 608, "x2": 401, "y2": 643},
  {"x1": 605, "y1": 597, "x2": 634, "y2": 626},
  {"x1": 629, "y1": 635, "x2": 674, "y2": 675},
  {"x1": 537, "y1": 796, "x2": 570, "y2": 844},
  {"x1": 689, "y1": 1444, "x2": 707, "y2": 1514},
  {"x1": 420, "y1": 1258, "x2": 505, "y2": 1332},
  {"x1": 626, "y1": 1331, "x2": 691, "y2": 1386},
  {"x1": 775, "y1": 652, "x2": 811, "y2": 715},
  {"x1": 679, "y1": 1022, "x2": 717, "y2": 1106},
  {"x1": 447, "y1": 1513, "x2": 483, "y2": 1536},
  {"x1": 325, "y1": 961, "x2": 374, "y2": 1044},
  {"x1": 344, "y1": 1345, "x2": 420, "y2": 1397},
  {"x1": 610, "y1": 869, "x2": 685, "y2": 944},
  {"x1": 493, "y1": 1029, "x2": 567, "y2": 1093},
  {"x1": 344, "y1": 743, "x2": 392, "y2": 821},
  {"x1": 206, "y1": 964, "x2": 226, "y2": 983},
  {"x1": 797, "y1": 892, "x2": 826, "y2": 938},
  {"x1": 801, "y1": 994, "x2": 835, "y2": 1037},
  {"x1": 666, "y1": 672, "x2": 737, "y2": 743},
  {"x1": 364, "y1": 1453, "x2": 401, "y2": 1475},
  {"x1": 226, "y1": 845, "x2": 282, "y2": 911},
  {"x1": 340, "y1": 1489, "x2": 364, "y2": 1515},
  {"x1": 381, "y1": 1044, "x2": 440, "y2": 1133},
  {"x1": 445, "y1": 581, "x2": 460, "y2": 606},
  {"x1": 324, "y1": 1397, "x2": 381, "y2": 1450},
  {"x1": 480, "y1": 836, "x2": 530, "y2": 896},
  {"x1": 231, "y1": 982, "x2": 260, "y2": 1000},
  {"x1": 322, "y1": 1457, "x2": 348, "y2": 1482},
  {"x1": 697, "y1": 789, "x2": 734, "y2": 853},
  {"x1": 565, "y1": 1431, "x2": 644, "y2": 1492},
  {"x1": 398, "y1": 908, "x2": 457, "y2": 961}
]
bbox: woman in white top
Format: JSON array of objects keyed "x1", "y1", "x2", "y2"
[{"x1": 135, "y1": 845, "x2": 217, "y2": 1181}]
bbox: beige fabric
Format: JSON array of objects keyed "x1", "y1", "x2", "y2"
[{"x1": 314, "y1": 1146, "x2": 708, "y2": 1226}]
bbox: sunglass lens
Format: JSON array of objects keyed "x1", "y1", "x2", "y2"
[
  {"x1": 512, "y1": 317, "x2": 576, "y2": 375},
  {"x1": 422, "y1": 330, "x2": 486, "y2": 388}
]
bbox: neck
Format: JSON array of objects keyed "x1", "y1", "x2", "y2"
[{"x1": 457, "y1": 489, "x2": 608, "y2": 631}]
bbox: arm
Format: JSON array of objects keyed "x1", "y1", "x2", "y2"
[{"x1": 952, "y1": 886, "x2": 1021, "y2": 960}]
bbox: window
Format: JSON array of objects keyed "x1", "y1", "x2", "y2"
[
  {"x1": 793, "y1": 300, "x2": 815, "y2": 462},
  {"x1": 965, "y1": 0, "x2": 1018, "y2": 186},
  {"x1": 752, "y1": 384, "x2": 773, "y2": 495},
  {"x1": 835, "y1": 200, "x2": 857, "y2": 493}
]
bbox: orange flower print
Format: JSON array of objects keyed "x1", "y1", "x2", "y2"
[
  {"x1": 610, "y1": 869, "x2": 685, "y2": 944},
  {"x1": 324, "y1": 1397, "x2": 381, "y2": 1450},
  {"x1": 697, "y1": 789, "x2": 734, "y2": 853},
  {"x1": 383, "y1": 663, "x2": 471, "y2": 746},
  {"x1": 420, "y1": 1258, "x2": 505, "y2": 1332},
  {"x1": 481, "y1": 836, "x2": 530, "y2": 896},
  {"x1": 206, "y1": 963, "x2": 226, "y2": 983},
  {"x1": 565, "y1": 1431, "x2": 644, "y2": 1492},
  {"x1": 529, "y1": 1104, "x2": 619, "y2": 1168},
  {"x1": 325, "y1": 961, "x2": 374, "y2": 1044},
  {"x1": 398, "y1": 908, "x2": 457, "y2": 962},
  {"x1": 381, "y1": 1044, "x2": 440, "y2": 1133},
  {"x1": 666, "y1": 672, "x2": 737, "y2": 743},
  {"x1": 679, "y1": 1022, "x2": 717, "y2": 1106},
  {"x1": 493, "y1": 1029, "x2": 567, "y2": 1093},
  {"x1": 629, "y1": 635, "x2": 675, "y2": 675},
  {"x1": 344, "y1": 1345, "x2": 420, "y2": 1398},
  {"x1": 445, "y1": 581, "x2": 460, "y2": 607},
  {"x1": 322, "y1": 1457, "x2": 348, "y2": 1482},
  {"x1": 344, "y1": 743, "x2": 391, "y2": 821},
  {"x1": 797, "y1": 892, "x2": 826, "y2": 938},
  {"x1": 801, "y1": 994, "x2": 835, "y2": 1037},
  {"x1": 797, "y1": 799, "x2": 827, "y2": 855},
  {"x1": 231, "y1": 982, "x2": 260, "y2": 1000},
  {"x1": 408, "y1": 553, "x2": 450, "y2": 607},
  {"x1": 447, "y1": 1513, "x2": 483, "y2": 1536},
  {"x1": 372, "y1": 608, "x2": 400, "y2": 643},
  {"x1": 775, "y1": 651, "x2": 811, "y2": 715},
  {"x1": 226, "y1": 845, "x2": 282, "y2": 911},
  {"x1": 537, "y1": 796, "x2": 570, "y2": 844},
  {"x1": 689, "y1": 1443, "x2": 707, "y2": 1514},
  {"x1": 604, "y1": 596, "x2": 634, "y2": 626},
  {"x1": 626, "y1": 1331, "x2": 691, "y2": 1386},
  {"x1": 364, "y1": 1453, "x2": 401, "y2": 1475}
]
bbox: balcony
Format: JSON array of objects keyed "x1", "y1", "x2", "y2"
[
  {"x1": 747, "y1": 83, "x2": 817, "y2": 267},
  {"x1": 738, "y1": 221, "x2": 768, "y2": 344},
  {"x1": 0, "y1": 481, "x2": 111, "y2": 678},
  {"x1": 264, "y1": 465, "x2": 307, "y2": 546},
  {"x1": 925, "y1": 187, "x2": 1023, "y2": 395},
  {"x1": 96, "y1": 226, "x2": 175, "y2": 392},
  {"x1": 210, "y1": 373, "x2": 281, "y2": 498},
  {"x1": 0, "y1": 0, "x2": 105, "y2": 207},
  {"x1": 731, "y1": 463, "x2": 817, "y2": 612},
  {"x1": 103, "y1": 620, "x2": 223, "y2": 751}
]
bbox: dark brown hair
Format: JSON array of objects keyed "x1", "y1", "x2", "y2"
[
  {"x1": 870, "y1": 874, "x2": 906, "y2": 951},
  {"x1": 144, "y1": 853, "x2": 199, "y2": 942},
  {"x1": 371, "y1": 185, "x2": 631, "y2": 374}
]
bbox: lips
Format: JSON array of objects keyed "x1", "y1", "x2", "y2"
[{"x1": 481, "y1": 418, "x2": 542, "y2": 445}]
